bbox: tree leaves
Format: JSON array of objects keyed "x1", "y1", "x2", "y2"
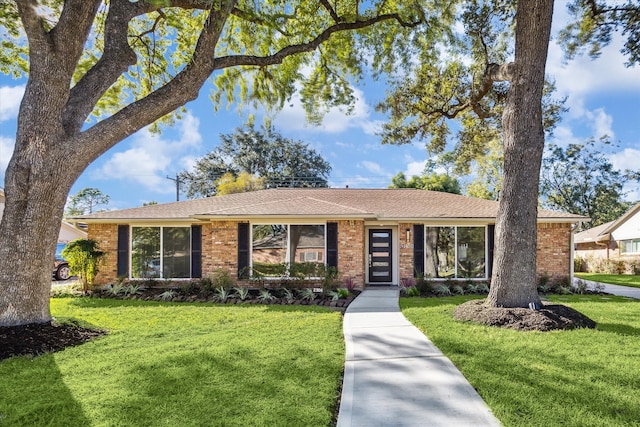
[{"x1": 179, "y1": 124, "x2": 331, "y2": 198}]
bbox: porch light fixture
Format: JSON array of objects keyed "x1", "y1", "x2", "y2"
[{"x1": 406, "y1": 228, "x2": 411, "y2": 242}]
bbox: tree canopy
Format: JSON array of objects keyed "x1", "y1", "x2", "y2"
[
  {"x1": 389, "y1": 172, "x2": 461, "y2": 195},
  {"x1": 540, "y1": 138, "x2": 637, "y2": 228},
  {"x1": 65, "y1": 187, "x2": 110, "y2": 217},
  {"x1": 180, "y1": 124, "x2": 331, "y2": 198}
]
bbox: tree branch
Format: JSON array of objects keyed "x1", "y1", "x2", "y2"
[
  {"x1": 14, "y1": 0, "x2": 52, "y2": 58},
  {"x1": 63, "y1": 0, "x2": 139, "y2": 134},
  {"x1": 214, "y1": 13, "x2": 421, "y2": 69},
  {"x1": 76, "y1": 0, "x2": 238, "y2": 157}
]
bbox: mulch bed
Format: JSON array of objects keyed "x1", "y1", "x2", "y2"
[
  {"x1": 0, "y1": 321, "x2": 106, "y2": 361},
  {"x1": 453, "y1": 299, "x2": 597, "y2": 331}
]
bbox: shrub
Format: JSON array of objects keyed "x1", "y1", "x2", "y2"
[
  {"x1": 336, "y1": 288, "x2": 350, "y2": 299},
  {"x1": 214, "y1": 286, "x2": 231, "y2": 303},
  {"x1": 344, "y1": 277, "x2": 356, "y2": 293},
  {"x1": 257, "y1": 289, "x2": 275, "y2": 303},
  {"x1": 281, "y1": 288, "x2": 295, "y2": 302},
  {"x1": 233, "y1": 287, "x2": 250, "y2": 301},
  {"x1": 61, "y1": 238, "x2": 105, "y2": 293},
  {"x1": 123, "y1": 284, "x2": 143, "y2": 296},
  {"x1": 452, "y1": 285, "x2": 465, "y2": 295},
  {"x1": 573, "y1": 279, "x2": 588, "y2": 295},
  {"x1": 158, "y1": 290, "x2": 176, "y2": 301},
  {"x1": 433, "y1": 284, "x2": 452, "y2": 296},
  {"x1": 298, "y1": 288, "x2": 316, "y2": 301},
  {"x1": 211, "y1": 269, "x2": 234, "y2": 289},
  {"x1": 179, "y1": 280, "x2": 199, "y2": 296},
  {"x1": 415, "y1": 274, "x2": 432, "y2": 295},
  {"x1": 105, "y1": 283, "x2": 125, "y2": 297},
  {"x1": 406, "y1": 287, "x2": 420, "y2": 297}
]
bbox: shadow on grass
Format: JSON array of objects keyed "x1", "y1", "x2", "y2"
[
  {"x1": 597, "y1": 323, "x2": 640, "y2": 336},
  {"x1": 0, "y1": 354, "x2": 90, "y2": 426}
]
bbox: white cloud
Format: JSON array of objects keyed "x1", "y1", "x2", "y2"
[
  {"x1": 273, "y1": 87, "x2": 381, "y2": 135},
  {"x1": 359, "y1": 160, "x2": 384, "y2": 175},
  {"x1": 549, "y1": 125, "x2": 583, "y2": 147},
  {"x1": 586, "y1": 108, "x2": 614, "y2": 139},
  {"x1": 610, "y1": 148, "x2": 640, "y2": 173},
  {"x1": 0, "y1": 136, "x2": 15, "y2": 177},
  {"x1": 405, "y1": 160, "x2": 427, "y2": 177},
  {"x1": 0, "y1": 85, "x2": 25, "y2": 122},
  {"x1": 609, "y1": 148, "x2": 640, "y2": 202},
  {"x1": 94, "y1": 112, "x2": 202, "y2": 193}
]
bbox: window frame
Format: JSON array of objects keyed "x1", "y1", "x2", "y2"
[
  {"x1": 249, "y1": 222, "x2": 328, "y2": 278},
  {"x1": 421, "y1": 225, "x2": 489, "y2": 280},
  {"x1": 129, "y1": 225, "x2": 193, "y2": 280},
  {"x1": 620, "y1": 238, "x2": 640, "y2": 255}
]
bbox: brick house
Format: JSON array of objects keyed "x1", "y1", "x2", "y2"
[
  {"x1": 72, "y1": 188, "x2": 584, "y2": 287},
  {"x1": 574, "y1": 202, "x2": 640, "y2": 272}
]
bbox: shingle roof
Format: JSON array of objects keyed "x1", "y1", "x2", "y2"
[
  {"x1": 574, "y1": 202, "x2": 640, "y2": 243},
  {"x1": 74, "y1": 188, "x2": 585, "y2": 222}
]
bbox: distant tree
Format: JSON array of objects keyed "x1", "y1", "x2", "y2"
[
  {"x1": 540, "y1": 138, "x2": 635, "y2": 227},
  {"x1": 389, "y1": 172, "x2": 461, "y2": 194},
  {"x1": 65, "y1": 188, "x2": 110, "y2": 217},
  {"x1": 180, "y1": 125, "x2": 331, "y2": 198},
  {"x1": 216, "y1": 172, "x2": 266, "y2": 196}
]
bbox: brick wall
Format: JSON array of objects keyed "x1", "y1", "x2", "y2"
[
  {"x1": 536, "y1": 222, "x2": 572, "y2": 278},
  {"x1": 398, "y1": 223, "x2": 414, "y2": 281},
  {"x1": 87, "y1": 223, "x2": 119, "y2": 285},
  {"x1": 204, "y1": 221, "x2": 240, "y2": 279},
  {"x1": 89, "y1": 220, "x2": 575, "y2": 287},
  {"x1": 336, "y1": 220, "x2": 365, "y2": 288}
]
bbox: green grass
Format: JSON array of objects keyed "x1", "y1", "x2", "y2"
[
  {"x1": 575, "y1": 272, "x2": 640, "y2": 289},
  {"x1": 0, "y1": 298, "x2": 344, "y2": 427},
  {"x1": 401, "y1": 295, "x2": 640, "y2": 427}
]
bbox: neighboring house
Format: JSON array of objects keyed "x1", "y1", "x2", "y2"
[
  {"x1": 574, "y1": 203, "x2": 640, "y2": 272},
  {"x1": 1, "y1": 187, "x2": 87, "y2": 244},
  {"x1": 71, "y1": 188, "x2": 585, "y2": 287}
]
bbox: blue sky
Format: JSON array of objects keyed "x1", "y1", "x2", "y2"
[{"x1": 1, "y1": 4, "x2": 639, "y2": 211}]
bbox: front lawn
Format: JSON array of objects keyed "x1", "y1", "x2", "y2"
[
  {"x1": 575, "y1": 272, "x2": 640, "y2": 289},
  {"x1": 401, "y1": 295, "x2": 640, "y2": 427},
  {"x1": 0, "y1": 298, "x2": 344, "y2": 426}
]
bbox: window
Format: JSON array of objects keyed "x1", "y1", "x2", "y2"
[
  {"x1": 131, "y1": 226, "x2": 191, "y2": 279},
  {"x1": 423, "y1": 226, "x2": 486, "y2": 279},
  {"x1": 620, "y1": 239, "x2": 640, "y2": 255},
  {"x1": 251, "y1": 224, "x2": 325, "y2": 277}
]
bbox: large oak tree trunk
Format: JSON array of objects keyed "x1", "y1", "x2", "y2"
[{"x1": 486, "y1": 0, "x2": 554, "y2": 308}]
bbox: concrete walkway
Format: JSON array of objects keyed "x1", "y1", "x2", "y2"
[
  {"x1": 337, "y1": 287, "x2": 501, "y2": 427},
  {"x1": 573, "y1": 278, "x2": 640, "y2": 299}
]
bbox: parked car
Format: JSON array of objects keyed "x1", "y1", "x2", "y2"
[{"x1": 53, "y1": 243, "x2": 71, "y2": 281}]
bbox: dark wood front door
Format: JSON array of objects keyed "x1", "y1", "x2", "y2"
[{"x1": 368, "y1": 229, "x2": 392, "y2": 283}]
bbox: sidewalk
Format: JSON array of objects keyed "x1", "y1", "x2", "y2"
[
  {"x1": 573, "y1": 278, "x2": 640, "y2": 299},
  {"x1": 336, "y1": 287, "x2": 501, "y2": 427}
]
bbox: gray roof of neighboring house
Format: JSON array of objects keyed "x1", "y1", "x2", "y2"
[
  {"x1": 72, "y1": 188, "x2": 586, "y2": 223},
  {"x1": 574, "y1": 202, "x2": 640, "y2": 243}
]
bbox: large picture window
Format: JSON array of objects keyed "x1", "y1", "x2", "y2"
[
  {"x1": 251, "y1": 224, "x2": 325, "y2": 277},
  {"x1": 131, "y1": 226, "x2": 191, "y2": 279},
  {"x1": 620, "y1": 239, "x2": 640, "y2": 255},
  {"x1": 423, "y1": 226, "x2": 486, "y2": 279}
]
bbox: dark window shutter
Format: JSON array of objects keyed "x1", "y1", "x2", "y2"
[
  {"x1": 237, "y1": 223, "x2": 250, "y2": 278},
  {"x1": 326, "y1": 222, "x2": 338, "y2": 268},
  {"x1": 487, "y1": 225, "x2": 495, "y2": 279},
  {"x1": 117, "y1": 225, "x2": 129, "y2": 277},
  {"x1": 191, "y1": 225, "x2": 202, "y2": 278},
  {"x1": 413, "y1": 224, "x2": 425, "y2": 278}
]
